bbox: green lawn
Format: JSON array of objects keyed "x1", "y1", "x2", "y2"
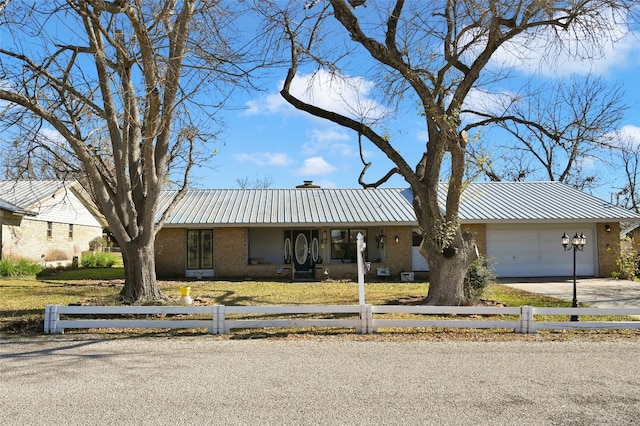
[{"x1": 1, "y1": 268, "x2": 637, "y2": 338}]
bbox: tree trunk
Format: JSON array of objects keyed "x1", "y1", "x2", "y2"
[
  {"x1": 420, "y1": 231, "x2": 477, "y2": 306},
  {"x1": 424, "y1": 253, "x2": 469, "y2": 306},
  {"x1": 119, "y1": 240, "x2": 164, "y2": 304}
]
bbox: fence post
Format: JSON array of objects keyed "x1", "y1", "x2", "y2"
[
  {"x1": 520, "y1": 305, "x2": 535, "y2": 334},
  {"x1": 44, "y1": 304, "x2": 61, "y2": 334},
  {"x1": 44, "y1": 305, "x2": 51, "y2": 334},
  {"x1": 356, "y1": 233, "x2": 366, "y2": 305},
  {"x1": 219, "y1": 305, "x2": 227, "y2": 334},
  {"x1": 209, "y1": 305, "x2": 217, "y2": 334},
  {"x1": 358, "y1": 304, "x2": 372, "y2": 334}
]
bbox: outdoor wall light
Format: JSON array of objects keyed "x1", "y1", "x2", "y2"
[
  {"x1": 376, "y1": 229, "x2": 385, "y2": 248},
  {"x1": 322, "y1": 231, "x2": 327, "y2": 244},
  {"x1": 562, "y1": 232, "x2": 586, "y2": 321},
  {"x1": 394, "y1": 235, "x2": 399, "y2": 244},
  {"x1": 605, "y1": 224, "x2": 611, "y2": 232}
]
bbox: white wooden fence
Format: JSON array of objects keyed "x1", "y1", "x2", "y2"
[{"x1": 43, "y1": 304, "x2": 640, "y2": 335}]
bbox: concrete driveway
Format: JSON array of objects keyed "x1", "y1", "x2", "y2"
[{"x1": 500, "y1": 277, "x2": 640, "y2": 309}]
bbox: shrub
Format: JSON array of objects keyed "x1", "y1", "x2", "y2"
[
  {"x1": 464, "y1": 256, "x2": 496, "y2": 303},
  {"x1": 88, "y1": 236, "x2": 107, "y2": 252},
  {"x1": 0, "y1": 257, "x2": 44, "y2": 277},
  {"x1": 81, "y1": 251, "x2": 117, "y2": 268},
  {"x1": 615, "y1": 238, "x2": 638, "y2": 280}
]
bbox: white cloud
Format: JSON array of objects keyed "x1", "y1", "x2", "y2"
[
  {"x1": 243, "y1": 93, "x2": 290, "y2": 116},
  {"x1": 330, "y1": 143, "x2": 357, "y2": 157},
  {"x1": 490, "y1": 10, "x2": 640, "y2": 77},
  {"x1": 301, "y1": 127, "x2": 351, "y2": 156},
  {"x1": 457, "y1": 88, "x2": 524, "y2": 125},
  {"x1": 312, "y1": 179, "x2": 337, "y2": 189},
  {"x1": 297, "y1": 156, "x2": 336, "y2": 175},
  {"x1": 233, "y1": 152, "x2": 293, "y2": 167},
  {"x1": 244, "y1": 69, "x2": 389, "y2": 123},
  {"x1": 611, "y1": 125, "x2": 640, "y2": 148},
  {"x1": 38, "y1": 128, "x2": 66, "y2": 145},
  {"x1": 462, "y1": 88, "x2": 520, "y2": 116},
  {"x1": 617, "y1": 125, "x2": 640, "y2": 140}
]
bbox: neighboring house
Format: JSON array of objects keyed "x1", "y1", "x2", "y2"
[
  {"x1": 0, "y1": 180, "x2": 106, "y2": 265},
  {"x1": 0, "y1": 198, "x2": 37, "y2": 258},
  {"x1": 622, "y1": 223, "x2": 640, "y2": 252},
  {"x1": 154, "y1": 181, "x2": 640, "y2": 280}
]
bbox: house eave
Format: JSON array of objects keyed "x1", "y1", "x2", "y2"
[
  {"x1": 461, "y1": 218, "x2": 633, "y2": 225},
  {"x1": 160, "y1": 221, "x2": 419, "y2": 229}
]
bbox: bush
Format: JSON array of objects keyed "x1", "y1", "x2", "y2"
[
  {"x1": 0, "y1": 257, "x2": 44, "y2": 277},
  {"x1": 88, "y1": 236, "x2": 107, "y2": 252},
  {"x1": 464, "y1": 256, "x2": 496, "y2": 303},
  {"x1": 81, "y1": 251, "x2": 117, "y2": 268},
  {"x1": 615, "y1": 238, "x2": 638, "y2": 280}
]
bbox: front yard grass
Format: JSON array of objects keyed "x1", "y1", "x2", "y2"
[{"x1": 1, "y1": 271, "x2": 638, "y2": 338}]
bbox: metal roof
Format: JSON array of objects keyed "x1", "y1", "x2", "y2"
[
  {"x1": 159, "y1": 182, "x2": 640, "y2": 227},
  {"x1": 0, "y1": 180, "x2": 70, "y2": 211},
  {"x1": 158, "y1": 188, "x2": 417, "y2": 227},
  {"x1": 448, "y1": 181, "x2": 640, "y2": 223},
  {"x1": 0, "y1": 198, "x2": 34, "y2": 216}
]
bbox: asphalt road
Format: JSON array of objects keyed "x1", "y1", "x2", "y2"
[{"x1": 1, "y1": 337, "x2": 639, "y2": 425}]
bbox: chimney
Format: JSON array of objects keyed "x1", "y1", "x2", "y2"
[{"x1": 296, "y1": 180, "x2": 320, "y2": 189}]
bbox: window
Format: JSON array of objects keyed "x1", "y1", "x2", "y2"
[
  {"x1": 187, "y1": 230, "x2": 213, "y2": 270},
  {"x1": 46, "y1": 222, "x2": 52, "y2": 239},
  {"x1": 330, "y1": 228, "x2": 367, "y2": 260},
  {"x1": 68, "y1": 224, "x2": 74, "y2": 240}
]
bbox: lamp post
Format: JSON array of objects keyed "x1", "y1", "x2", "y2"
[{"x1": 562, "y1": 232, "x2": 587, "y2": 321}]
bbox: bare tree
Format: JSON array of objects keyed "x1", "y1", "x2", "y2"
[
  {"x1": 235, "y1": 175, "x2": 275, "y2": 189},
  {"x1": 0, "y1": 1, "x2": 255, "y2": 302},
  {"x1": 466, "y1": 75, "x2": 627, "y2": 191},
  {"x1": 265, "y1": 0, "x2": 635, "y2": 305},
  {"x1": 613, "y1": 136, "x2": 640, "y2": 213}
]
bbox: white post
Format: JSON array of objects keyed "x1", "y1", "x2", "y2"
[
  {"x1": 520, "y1": 305, "x2": 535, "y2": 334},
  {"x1": 356, "y1": 233, "x2": 366, "y2": 305},
  {"x1": 44, "y1": 305, "x2": 51, "y2": 334}
]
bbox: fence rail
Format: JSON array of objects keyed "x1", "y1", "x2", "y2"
[{"x1": 43, "y1": 304, "x2": 640, "y2": 335}]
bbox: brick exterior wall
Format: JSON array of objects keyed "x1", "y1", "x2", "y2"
[
  {"x1": 154, "y1": 222, "x2": 623, "y2": 280},
  {"x1": 155, "y1": 228, "x2": 186, "y2": 277},
  {"x1": 2, "y1": 219, "x2": 102, "y2": 262},
  {"x1": 462, "y1": 224, "x2": 487, "y2": 256},
  {"x1": 154, "y1": 226, "x2": 417, "y2": 280},
  {"x1": 384, "y1": 226, "x2": 413, "y2": 278},
  {"x1": 213, "y1": 228, "x2": 248, "y2": 277},
  {"x1": 597, "y1": 222, "x2": 620, "y2": 278}
]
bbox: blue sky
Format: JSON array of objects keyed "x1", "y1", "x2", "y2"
[
  {"x1": 192, "y1": 8, "x2": 640, "y2": 202},
  {"x1": 2, "y1": 4, "x2": 638, "y2": 203}
]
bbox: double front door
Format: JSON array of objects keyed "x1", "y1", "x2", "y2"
[{"x1": 284, "y1": 230, "x2": 320, "y2": 279}]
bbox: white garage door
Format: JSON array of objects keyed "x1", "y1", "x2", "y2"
[{"x1": 486, "y1": 224, "x2": 596, "y2": 278}]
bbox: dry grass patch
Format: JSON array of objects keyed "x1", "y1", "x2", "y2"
[{"x1": 1, "y1": 278, "x2": 638, "y2": 339}]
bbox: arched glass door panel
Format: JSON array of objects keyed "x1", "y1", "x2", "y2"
[
  {"x1": 284, "y1": 237, "x2": 292, "y2": 263},
  {"x1": 295, "y1": 233, "x2": 308, "y2": 265},
  {"x1": 311, "y1": 237, "x2": 320, "y2": 262}
]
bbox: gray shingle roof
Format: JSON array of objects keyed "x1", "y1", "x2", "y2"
[{"x1": 158, "y1": 181, "x2": 640, "y2": 227}]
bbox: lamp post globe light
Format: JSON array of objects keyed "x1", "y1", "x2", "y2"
[{"x1": 562, "y1": 232, "x2": 587, "y2": 321}]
